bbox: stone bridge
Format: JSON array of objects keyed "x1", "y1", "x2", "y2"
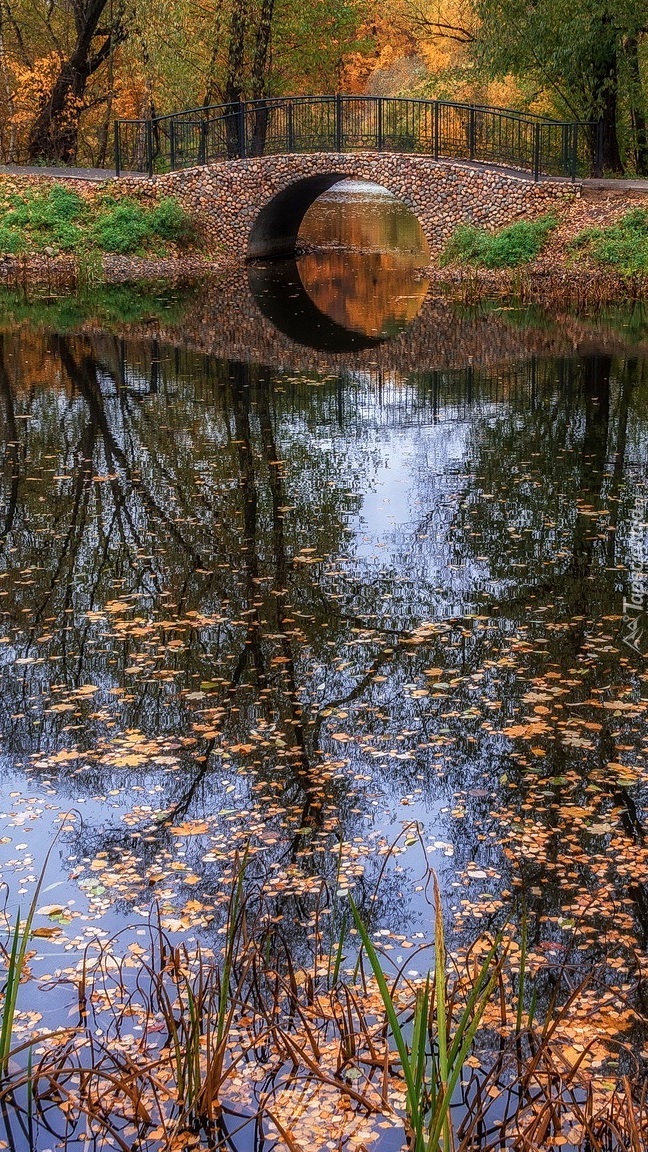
[{"x1": 117, "y1": 152, "x2": 579, "y2": 262}]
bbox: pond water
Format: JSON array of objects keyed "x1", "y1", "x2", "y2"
[{"x1": 0, "y1": 181, "x2": 647, "y2": 1147}]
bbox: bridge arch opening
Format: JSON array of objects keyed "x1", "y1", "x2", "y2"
[
  {"x1": 246, "y1": 175, "x2": 430, "y2": 262},
  {"x1": 247, "y1": 173, "x2": 350, "y2": 260},
  {"x1": 247, "y1": 177, "x2": 430, "y2": 349}
]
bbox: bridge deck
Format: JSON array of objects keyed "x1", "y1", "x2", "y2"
[
  {"x1": 1, "y1": 160, "x2": 647, "y2": 194},
  {"x1": 0, "y1": 165, "x2": 144, "y2": 181}
]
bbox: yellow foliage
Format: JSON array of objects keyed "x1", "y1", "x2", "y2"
[
  {"x1": 11, "y1": 54, "x2": 62, "y2": 134},
  {"x1": 341, "y1": 0, "x2": 529, "y2": 107},
  {"x1": 342, "y1": 14, "x2": 419, "y2": 93}
]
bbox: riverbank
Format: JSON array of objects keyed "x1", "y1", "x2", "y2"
[
  {"x1": 433, "y1": 184, "x2": 648, "y2": 305},
  {"x1": 1, "y1": 170, "x2": 648, "y2": 300}
]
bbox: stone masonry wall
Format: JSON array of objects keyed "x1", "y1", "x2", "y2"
[{"x1": 114, "y1": 153, "x2": 581, "y2": 261}]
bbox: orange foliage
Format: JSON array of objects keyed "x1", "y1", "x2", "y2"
[
  {"x1": 9, "y1": 54, "x2": 64, "y2": 145},
  {"x1": 342, "y1": 14, "x2": 420, "y2": 94}
]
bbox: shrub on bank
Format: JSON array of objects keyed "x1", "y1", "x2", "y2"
[
  {"x1": 0, "y1": 185, "x2": 195, "y2": 257},
  {"x1": 570, "y1": 208, "x2": 648, "y2": 274},
  {"x1": 90, "y1": 195, "x2": 195, "y2": 253},
  {"x1": 441, "y1": 214, "x2": 557, "y2": 269},
  {"x1": 0, "y1": 184, "x2": 84, "y2": 253}
]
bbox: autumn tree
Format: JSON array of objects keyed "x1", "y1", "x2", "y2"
[
  {"x1": 472, "y1": 0, "x2": 648, "y2": 173},
  {"x1": 27, "y1": 0, "x2": 124, "y2": 163}
]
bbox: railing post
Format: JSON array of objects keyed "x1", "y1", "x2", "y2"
[
  {"x1": 335, "y1": 92, "x2": 343, "y2": 153},
  {"x1": 595, "y1": 118, "x2": 604, "y2": 176},
  {"x1": 468, "y1": 105, "x2": 476, "y2": 160},
  {"x1": 434, "y1": 101, "x2": 439, "y2": 160},
  {"x1": 377, "y1": 97, "x2": 383, "y2": 151},
  {"x1": 114, "y1": 120, "x2": 121, "y2": 176},
  {"x1": 571, "y1": 122, "x2": 578, "y2": 181},
  {"x1": 533, "y1": 120, "x2": 541, "y2": 180},
  {"x1": 169, "y1": 117, "x2": 176, "y2": 170},
  {"x1": 199, "y1": 118, "x2": 208, "y2": 165},
  {"x1": 237, "y1": 100, "x2": 246, "y2": 158},
  {"x1": 561, "y1": 123, "x2": 569, "y2": 175},
  {"x1": 287, "y1": 100, "x2": 294, "y2": 152},
  {"x1": 146, "y1": 118, "x2": 154, "y2": 177}
]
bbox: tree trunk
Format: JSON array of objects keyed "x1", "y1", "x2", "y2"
[
  {"x1": 599, "y1": 91, "x2": 622, "y2": 174},
  {"x1": 249, "y1": 0, "x2": 275, "y2": 156},
  {"x1": 224, "y1": 0, "x2": 247, "y2": 104},
  {"x1": 224, "y1": 0, "x2": 248, "y2": 157},
  {"x1": 251, "y1": 0, "x2": 274, "y2": 100},
  {"x1": 627, "y1": 36, "x2": 648, "y2": 176},
  {"x1": 27, "y1": 0, "x2": 114, "y2": 164},
  {"x1": 202, "y1": 3, "x2": 226, "y2": 107},
  {"x1": 590, "y1": 34, "x2": 622, "y2": 174}
]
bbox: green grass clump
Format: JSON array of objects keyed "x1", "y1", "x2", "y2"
[
  {"x1": 90, "y1": 199, "x2": 152, "y2": 253},
  {"x1": 150, "y1": 197, "x2": 194, "y2": 243},
  {"x1": 0, "y1": 226, "x2": 25, "y2": 254},
  {"x1": 441, "y1": 214, "x2": 557, "y2": 269},
  {"x1": 0, "y1": 184, "x2": 194, "y2": 258},
  {"x1": 570, "y1": 208, "x2": 648, "y2": 275},
  {"x1": 0, "y1": 185, "x2": 85, "y2": 253},
  {"x1": 90, "y1": 195, "x2": 194, "y2": 254}
]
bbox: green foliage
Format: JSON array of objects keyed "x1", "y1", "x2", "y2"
[
  {"x1": 91, "y1": 195, "x2": 194, "y2": 253},
  {"x1": 570, "y1": 208, "x2": 648, "y2": 274},
  {"x1": 150, "y1": 197, "x2": 194, "y2": 242},
  {"x1": 472, "y1": 0, "x2": 647, "y2": 171},
  {"x1": 0, "y1": 227, "x2": 25, "y2": 254},
  {"x1": 90, "y1": 200, "x2": 151, "y2": 253},
  {"x1": 441, "y1": 215, "x2": 557, "y2": 269},
  {"x1": 472, "y1": 0, "x2": 644, "y2": 122},
  {"x1": 0, "y1": 185, "x2": 84, "y2": 253},
  {"x1": 0, "y1": 185, "x2": 194, "y2": 259},
  {"x1": 268, "y1": 0, "x2": 369, "y2": 94}
]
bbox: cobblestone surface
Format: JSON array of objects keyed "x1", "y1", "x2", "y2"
[{"x1": 115, "y1": 153, "x2": 581, "y2": 258}]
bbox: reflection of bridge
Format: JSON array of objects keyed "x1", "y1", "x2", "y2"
[
  {"x1": 93, "y1": 267, "x2": 587, "y2": 376},
  {"x1": 115, "y1": 95, "x2": 599, "y2": 182}
]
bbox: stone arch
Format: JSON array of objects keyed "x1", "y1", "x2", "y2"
[
  {"x1": 116, "y1": 153, "x2": 577, "y2": 263},
  {"x1": 246, "y1": 167, "x2": 432, "y2": 260},
  {"x1": 247, "y1": 172, "x2": 348, "y2": 259}
]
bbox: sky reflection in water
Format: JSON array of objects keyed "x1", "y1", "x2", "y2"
[{"x1": 0, "y1": 188, "x2": 646, "y2": 1046}]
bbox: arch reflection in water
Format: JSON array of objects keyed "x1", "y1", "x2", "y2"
[
  {"x1": 247, "y1": 179, "x2": 430, "y2": 352},
  {"x1": 247, "y1": 258, "x2": 384, "y2": 352}
]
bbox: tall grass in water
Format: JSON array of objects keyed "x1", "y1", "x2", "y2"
[
  {"x1": 351, "y1": 878, "x2": 502, "y2": 1152},
  {"x1": 0, "y1": 834, "x2": 61, "y2": 1077},
  {"x1": 0, "y1": 909, "x2": 37, "y2": 1078},
  {"x1": 0, "y1": 842, "x2": 646, "y2": 1150},
  {"x1": 143, "y1": 846, "x2": 267, "y2": 1140}
]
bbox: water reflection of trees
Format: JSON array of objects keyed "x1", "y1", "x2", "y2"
[
  {"x1": 433, "y1": 354, "x2": 648, "y2": 965},
  {"x1": 0, "y1": 332, "x2": 647, "y2": 966}
]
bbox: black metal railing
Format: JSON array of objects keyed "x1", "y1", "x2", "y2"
[{"x1": 114, "y1": 95, "x2": 602, "y2": 181}]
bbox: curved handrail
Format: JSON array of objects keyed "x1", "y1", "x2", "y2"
[{"x1": 114, "y1": 94, "x2": 601, "y2": 181}]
